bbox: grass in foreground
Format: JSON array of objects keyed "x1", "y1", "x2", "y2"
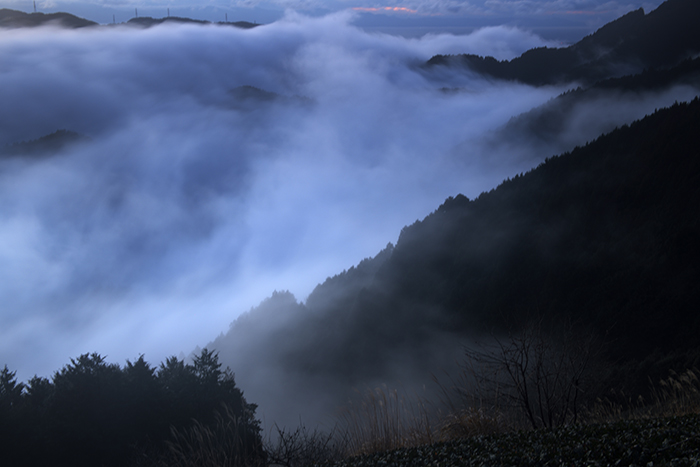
[
  {"x1": 316, "y1": 368, "x2": 700, "y2": 466},
  {"x1": 322, "y1": 413, "x2": 700, "y2": 467}
]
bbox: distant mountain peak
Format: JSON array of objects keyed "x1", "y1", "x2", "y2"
[{"x1": 425, "y1": 0, "x2": 700, "y2": 85}]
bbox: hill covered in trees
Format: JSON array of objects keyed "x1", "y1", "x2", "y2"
[
  {"x1": 208, "y1": 96, "x2": 700, "y2": 428},
  {"x1": 425, "y1": 0, "x2": 700, "y2": 85},
  {"x1": 0, "y1": 8, "x2": 96, "y2": 28}
]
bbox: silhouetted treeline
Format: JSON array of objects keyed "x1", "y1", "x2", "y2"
[
  {"x1": 0, "y1": 350, "x2": 264, "y2": 467},
  {"x1": 425, "y1": 0, "x2": 700, "y2": 85}
]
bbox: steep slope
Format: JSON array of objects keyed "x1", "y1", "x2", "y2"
[
  {"x1": 380, "y1": 100, "x2": 700, "y2": 356},
  {"x1": 209, "y1": 98, "x2": 700, "y2": 427},
  {"x1": 425, "y1": 0, "x2": 700, "y2": 85}
]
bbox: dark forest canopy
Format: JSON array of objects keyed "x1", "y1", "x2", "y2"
[
  {"x1": 0, "y1": 350, "x2": 264, "y2": 467},
  {"x1": 425, "y1": 0, "x2": 700, "y2": 86}
]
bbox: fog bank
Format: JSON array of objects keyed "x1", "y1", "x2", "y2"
[{"x1": 0, "y1": 11, "x2": 693, "y2": 387}]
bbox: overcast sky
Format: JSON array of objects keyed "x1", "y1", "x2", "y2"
[{"x1": 0, "y1": 0, "x2": 681, "y2": 384}]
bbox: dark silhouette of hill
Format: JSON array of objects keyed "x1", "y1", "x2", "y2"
[
  {"x1": 0, "y1": 8, "x2": 97, "y2": 28},
  {"x1": 425, "y1": 0, "x2": 700, "y2": 85},
  {"x1": 208, "y1": 97, "x2": 700, "y2": 426},
  {"x1": 126, "y1": 16, "x2": 209, "y2": 27},
  {"x1": 1, "y1": 130, "x2": 87, "y2": 157},
  {"x1": 127, "y1": 16, "x2": 258, "y2": 29}
]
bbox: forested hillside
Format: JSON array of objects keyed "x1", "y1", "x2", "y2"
[
  {"x1": 0, "y1": 8, "x2": 96, "y2": 28},
  {"x1": 210, "y1": 97, "x2": 700, "y2": 427}
]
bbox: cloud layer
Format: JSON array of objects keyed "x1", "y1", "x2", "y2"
[
  {"x1": 0, "y1": 10, "x2": 692, "y2": 387},
  {"x1": 0, "y1": 14, "x2": 564, "y2": 381}
]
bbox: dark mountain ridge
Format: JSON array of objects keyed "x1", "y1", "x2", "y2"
[{"x1": 425, "y1": 0, "x2": 700, "y2": 85}]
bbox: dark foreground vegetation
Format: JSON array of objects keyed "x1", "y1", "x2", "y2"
[
  {"x1": 3, "y1": 349, "x2": 700, "y2": 466},
  {"x1": 0, "y1": 350, "x2": 700, "y2": 467},
  {"x1": 0, "y1": 350, "x2": 264, "y2": 466},
  {"x1": 326, "y1": 414, "x2": 700, "y2": 467}
]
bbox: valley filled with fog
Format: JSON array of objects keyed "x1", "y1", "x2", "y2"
[{"x1": 1, "y1": 9, "x2": 697, "y2": 395}]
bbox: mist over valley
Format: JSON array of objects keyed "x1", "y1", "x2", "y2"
[{"x1": 0, "y1": 7, "x2": 571, "y2": 381}]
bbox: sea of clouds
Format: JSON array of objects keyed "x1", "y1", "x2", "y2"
[{"x1": 0, "y1": 10, "x2": 693, "y2": 383}]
